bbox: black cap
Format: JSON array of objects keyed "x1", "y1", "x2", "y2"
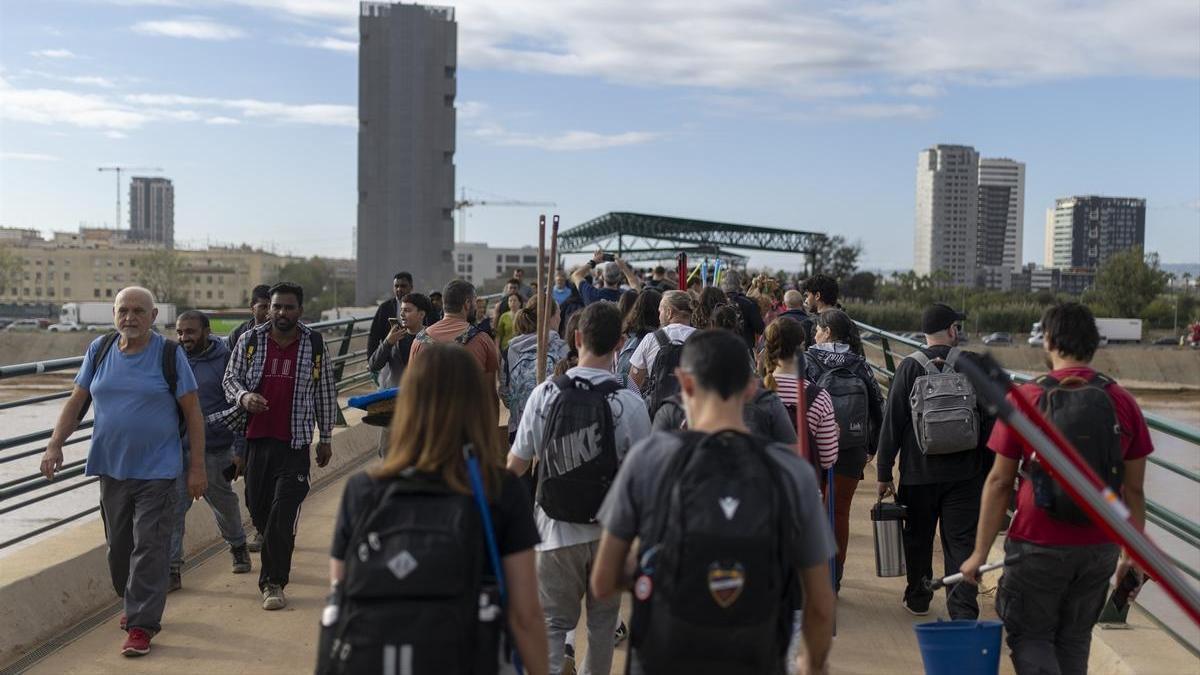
[{"x1": 922, "y1": 302, "x2": 965, "y2": 334}]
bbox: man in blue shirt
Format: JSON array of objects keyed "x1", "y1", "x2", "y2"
[
  {"x1": 169, "y1": 310, "x2": 251, "y2": 592},
  {"x1": 41, "y1": 287, "x2": 207, "y2": 658},
  {"x1": 569, "y1": 249, "x2": 640, "y2": 305}
]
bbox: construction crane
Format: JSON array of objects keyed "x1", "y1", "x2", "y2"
[
  {"x1": 97, "y1": 166, "x2": 162, "y2": 229},
  {"x1": 454, "y1": 187, "x2": 555, "y2": 242}
]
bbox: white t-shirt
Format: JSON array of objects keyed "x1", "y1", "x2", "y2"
[
  {"x1": 510, "y1": 366, "x2": 652, "y2": 551},
  {"x1": 629, "y1": 322, "x2": 696, "y2": 375}
]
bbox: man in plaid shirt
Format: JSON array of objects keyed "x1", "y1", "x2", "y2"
[{"x1": 212, "y1": 281, "x2": 336, "y2": 611}]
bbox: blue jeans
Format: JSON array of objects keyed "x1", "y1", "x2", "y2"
[{"x1": 170, "y1": 448, "x2": 247, "y2": 569}]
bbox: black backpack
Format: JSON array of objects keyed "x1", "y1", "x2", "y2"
[
  {"x1": 808, "y1": 358, "x2": 871, "y2": 456},
  {"x1": 319, "y1": 475, "x2": 501, "y2": 675},
  {"x1": 630, "y1": 431, "x2": 796, "y2": 674},
  {"x1": 536, "y1": 375, "x2": 622, "y2": 523},
  {"x1": 644, "y1": 329, "x2": 687, "y2": 417},
  {"x1": 1029, "y1": 372, "x2": 1124, "y2": 525},
  {"x1": 77, "y1": 332, "x2": 182, "y2": 426}
]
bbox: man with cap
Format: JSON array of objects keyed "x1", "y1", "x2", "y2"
[{"x1": 875, "y1": 302, "x2": 995, "y2": 619}]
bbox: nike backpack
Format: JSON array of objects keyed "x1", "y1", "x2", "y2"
[{"x1": 536, "y1": 375, "x2": 622, "y2": 523}]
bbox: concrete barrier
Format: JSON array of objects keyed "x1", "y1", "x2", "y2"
[{"x1": 0, "y1": 414, "x2": 380, "y2": 667}]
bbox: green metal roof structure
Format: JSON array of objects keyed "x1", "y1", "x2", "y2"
[{"x1": 557, "y1": 212, "x2": 825, "y2": 269}]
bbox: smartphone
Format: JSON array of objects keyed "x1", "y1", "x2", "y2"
[
  {"x1": 601, "y1": 253, "x2": 616, "y2": 262},
  {"x1": 388, "y1": 317, "x2": 400, "y2": 327}
]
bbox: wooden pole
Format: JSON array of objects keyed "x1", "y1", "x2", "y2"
[
  {"x1": 545, "y1": 214, "x2": 559, "y2": 350},
  {"x1": 535, "y1": 215, "x2": 547, "y2": 384}
]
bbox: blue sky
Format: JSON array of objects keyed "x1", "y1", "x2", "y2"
[{"x1": 1, "y1": 0, "x2": 1198, "y2": 273}]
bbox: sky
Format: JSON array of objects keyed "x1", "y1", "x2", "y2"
[{"x1": 1, "y1": 0, "x2": 1198, "y2": 273}]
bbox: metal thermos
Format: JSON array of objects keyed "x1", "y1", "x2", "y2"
[{"x1": 871, "y1": 499, "x2": 907, "y2": 578}]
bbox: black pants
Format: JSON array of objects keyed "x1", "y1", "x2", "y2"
[
  {"x1": 998, "y1": 538, "x2": 1118, "y2": 675},
  {"x1": 245, "y1": 437, "x2": 310, "y2": 590},
  {"x1": 897, "y1": 473, "x2": 984, "y2": 618}
]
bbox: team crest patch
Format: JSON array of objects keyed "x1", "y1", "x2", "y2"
[{"x1": 707, "y1": 562, "x2": 745, "y2": 608}]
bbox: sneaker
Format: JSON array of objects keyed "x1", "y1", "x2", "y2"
[
  {"x1": 262, "y1": 584, "x2": 287, "y2": 611},
  {"x1": 121, "y1": 628, "x2": 152, "y2": 657},
  {"x1": 562, "y1": 642, "x2": 576, "y2": 675},
  {"x1": 168, "y1": 570, "x2": 182, "y2": 593},
  {"x1": 902, "y1": 598, "x2": 930, "y2": 616},
  {"x1": 247, "y1": 532, "x2": 263, "y2": 553},
  {"x1": 613, "y1": 620, "x2": 629, "y2": 646},
  {"x1": 118, "y1": 614, "x2": 127, "y2": 632},
  {"x1": 231, "y1": 544, "x2": 252, "y2": 574}
]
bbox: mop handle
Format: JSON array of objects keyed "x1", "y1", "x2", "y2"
[{"x1": 927, "y1": 554, "x2": 1020, "y2": 590}]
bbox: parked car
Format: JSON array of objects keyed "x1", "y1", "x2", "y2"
[
  {"x1": 982, "y1": 332, "x2": 1013, "y2": 346},
  {"x1": 4, "y1": 319, "x2": 43, "y2": 332},
  {"x1": 1152, "y1": 336, "x2": 1179, "y2": 346},
  {"x1": 48, "y1": 322, "x2": 81, "y2": 332}
]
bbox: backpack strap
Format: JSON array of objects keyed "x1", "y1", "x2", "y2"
[
  {"x1": 654, "y1": 328, "x2": 670, "y2": 348},
  {"x1": 944, "y1": 347, "x2": 964, "y2": 371},
  {"x1": 907, "y1": 350, "x2": 941, "y2": 376},
  {"x1": 77, "y1": 332, "x2": 121, "y2": 422},
  {"x1": 162, "y1": 338, "x2": 180, "y2": 398},
  {"x1": 414, "y1": 328, "x2": 433, "y2": 345},
  {"x1": 309, "y1": 332, "x2": 325, "y2": 382},
  {"x1": 455, "y1": 324, "x2": 481, "y2": 346},
  {"x1": 550, "y1": 374, "x2": 574, "y2": 393}
]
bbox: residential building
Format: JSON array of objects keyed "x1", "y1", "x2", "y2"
[
  {"x1": 453, "y1": 242, "x2": 540, "y2": 290},
  {"x1": 1049, "y1": 196, "x2": 1146, "y2": 270},
  {"x1": 129, "y1": 177, "x2": 175, "y2": 248},
  {"x1": 356, "y1": 2, "x2": 457, "y2": 305},
  {"x1": 0, "y1": 227, "x2": 294, "y2": 309},
  {"x1": 976, "y1": 158, "x2": 1025, "y2": 289},
  {"x1": 914, "y1": 144, "x2": 980, "y2": 286},
  {"x1": 1043, "y1": 208, "x2": 1056, "y2": 268}
]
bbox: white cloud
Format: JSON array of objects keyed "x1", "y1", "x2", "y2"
[
  {"x1": 472, "y1": 123, "x2": 660, "y2": 151},
  {"x1": 296, "y1": 36, "x2": 356, "y2": 52},
  {"x1": 132, "y1": 17, "x2": 247, "y2": 40},
  {"x1": 826, "y1": 103, "x2": 935, "y2": 120},
  {"x1": 29, "y1": 49, "x2": 76, "y2": 59},
  {"x1": 0, "y1": 152, "x2": 60, "y2": 161},
  {"x1": 20, "y1": 70, "x2": 117, "y2": 88},
  {"x1": 0, "y1": 76, "x2": 353, "y2": 132},
  {"x1": 457, "y1": 100, "x2": 487, "y2": 121},
  {"x1": 105, "y1": 130, "x2": 128, "y2": 139}
]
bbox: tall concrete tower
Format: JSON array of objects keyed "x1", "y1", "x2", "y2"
[
  {"x1": 914, "y1": 144, "x2": 979, "y2": 286},
  {"x1": 976, "y1": 157, "x2": 1025, "y2": 289},
  {"x1": 356, "y1": 2, "x2": 457, "y2": 305},
  {"x1": 129, "y1": 176, "x2": 174, "y2": 248}
]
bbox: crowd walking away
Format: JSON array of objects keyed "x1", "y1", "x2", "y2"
[{"x1": 34, "y1": 256, "x2": 1160, "y2": 674}]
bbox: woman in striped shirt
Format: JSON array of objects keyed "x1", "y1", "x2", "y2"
[{"x1": 759, "y1": 318, "x2": 840, "y2": 474}]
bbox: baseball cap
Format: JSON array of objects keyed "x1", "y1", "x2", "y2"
[{"x1": 921, "y1": 302, "x2": 966, "y2": 334}]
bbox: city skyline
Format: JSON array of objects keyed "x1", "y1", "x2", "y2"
[{"x1": 1, "y1": 1, "x2": 1198, "y2": 273}]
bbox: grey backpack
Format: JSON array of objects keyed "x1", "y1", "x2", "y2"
[{"x1": 907, "y1": 348, "x2": 979, "y2": 455}]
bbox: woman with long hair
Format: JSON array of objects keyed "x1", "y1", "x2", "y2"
[
  {"x1": 327, "y1": 344, "x2": 549, "y2": 674},
  {"x1": 758, "y1": 318, "x2": 839, "y2": 473},
  {"x1": 692, "y1": 286, "x2": 727, "y2": 329},
  {"x1": 616, "y1": 289, "x2": 662, "y2": 390},
  {"x1": 804, "y1": 308, "x2": 884, "y2": 591}
]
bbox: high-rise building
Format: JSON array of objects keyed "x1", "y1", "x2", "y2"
[
  {"x1": 1049, "y1": 196, "x2": 1146, "y2": 270},
  {"x1": 914, "y1": 144, "x2": 980, "y2": 286},
  {"x1": 129, "y1": 176, "x2": 174, "y2": 248},
  {"x1": 1043, "y1": 208, "x2": 1056, "y2": 268},
  {"x1": 356, "y1": 2, "x2": 457, "y2": 305},
  {"x1": 976, "y1": 158, "x2": 1024, "y2": 287}
]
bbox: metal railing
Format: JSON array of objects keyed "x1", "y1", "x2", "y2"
[
  {"x1": 0, "y1": 315, "x2": 376, "y2": 551},
  {"x1": 854, "y1": 321, "x2": 1200, "y2": 588}
]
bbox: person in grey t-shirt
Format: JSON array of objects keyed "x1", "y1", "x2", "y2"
[
  {"x1": 590, "y1": 329, "x2": 836, "y2": 675},
  {"x1": 507, "y1": 301, "x2": 651, "y2": 675}
]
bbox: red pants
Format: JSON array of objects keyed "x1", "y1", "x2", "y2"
[{"x1": 819, "y1": 473, "x2": 860, "y2": 584}]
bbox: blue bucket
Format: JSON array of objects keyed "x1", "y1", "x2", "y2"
[{"x1": 914, "y1": 620, "x2": 1003, "y2": 675}]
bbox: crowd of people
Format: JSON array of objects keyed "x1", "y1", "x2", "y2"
[{"x1": 36, "y1": 249, "x2": 1156, "y2": 675}]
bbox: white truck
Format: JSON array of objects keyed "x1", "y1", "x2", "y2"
[
  {"x1": 60, "y1": 301, "x2": 177, "y2": 330},
  {"x1": 1028, "y1": 317, "x2": 1141, "y2": 346}
]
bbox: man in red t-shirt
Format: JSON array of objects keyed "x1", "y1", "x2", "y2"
[{"x1": 961, "y1": 302, "x2": 1152, "y2": 675}]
